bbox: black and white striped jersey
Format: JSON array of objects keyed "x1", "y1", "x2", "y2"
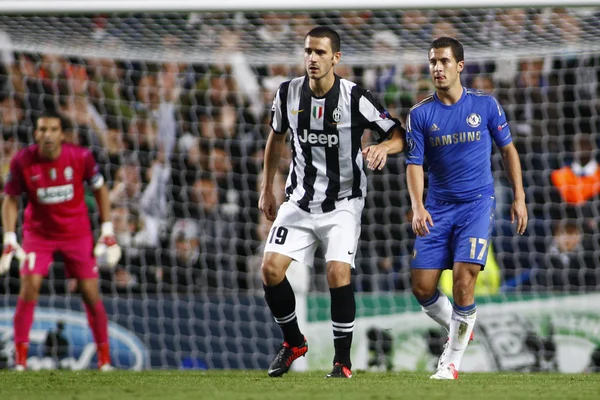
[{"x1": 270, "y1": 74, "x2": 400, "y2": 213}]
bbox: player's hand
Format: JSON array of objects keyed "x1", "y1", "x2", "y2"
[
  {"x1": 510, "y1": 198, "x2": 528, "y2": 235},
  {"x1": 259, "y1": 190, "x2": 277, "y2": 222},
  {"x1": 362, "y1": 145, "x2": 388, "y2": 171},
  {"x1": 412, "y1": 205, "x2": 434, "y2": 237},
  {"x1": 0, "y1": 232, "x2": 26, "y2": 275},
  {"x1": 94, "y1": 222, "x2": 122, "y2": 269}
]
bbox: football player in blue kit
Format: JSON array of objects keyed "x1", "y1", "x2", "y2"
[{"x1": 405, "y1": 37, "x2": 528, "y2": 379}]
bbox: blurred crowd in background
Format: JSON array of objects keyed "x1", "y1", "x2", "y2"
[{"x1": 0, "y1": 7, "x2": 599, "y2": 296}]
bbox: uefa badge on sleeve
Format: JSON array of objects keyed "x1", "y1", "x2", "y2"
[{"x1": 407, "y1": 138, "x2": 416, "y2": 153}]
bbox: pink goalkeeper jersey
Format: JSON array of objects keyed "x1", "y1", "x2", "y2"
[{"x1": 4, "y1": 143, "x2": 102, "y2": 239}]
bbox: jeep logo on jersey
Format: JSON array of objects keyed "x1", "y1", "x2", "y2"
[
  {"x1": 37, "y1": 184, "x2": 74, "y2": 204},
  {"x1": 0, "y1": 307, "x2": 148, "y2": 370},
  {"x1": 298, "y1": 130, "x2": 339, "y2": 147}
]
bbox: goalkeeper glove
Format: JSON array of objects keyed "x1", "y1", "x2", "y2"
[
  {"x1": 94, "y1": 222, "x2": 122, "y2": 269},
  {"x1": 0, "y1": 232, "x2": 26, "y2": 275}
]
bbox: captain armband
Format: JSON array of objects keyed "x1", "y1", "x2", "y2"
[{"x1": 90, "y1": 174, "x2": 105, "y2": 190}]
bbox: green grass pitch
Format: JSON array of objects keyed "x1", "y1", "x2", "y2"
[{"x1": 0, "y1": 370, "x2": 599, "y2": 400}]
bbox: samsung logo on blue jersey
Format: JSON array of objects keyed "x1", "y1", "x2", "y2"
[{"x1": 429, "y1": 131, "x2": 481, "y2": 147}]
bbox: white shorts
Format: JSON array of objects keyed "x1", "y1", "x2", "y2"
[{"x1": 263, "y1": 198, "x2": 364, "y2": 268}]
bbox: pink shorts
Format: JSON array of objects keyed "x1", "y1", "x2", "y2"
[{"x1": 21, "y1": 231, "x2": 98, "y2": 279}]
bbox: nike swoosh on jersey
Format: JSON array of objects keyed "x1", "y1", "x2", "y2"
[{"x1": 291, "y1": 109, "x2": 304, "y2": 114}]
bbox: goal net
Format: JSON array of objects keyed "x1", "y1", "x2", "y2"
[{"x1": 0, "y1": 4, "x2": 599, "y2": 372}]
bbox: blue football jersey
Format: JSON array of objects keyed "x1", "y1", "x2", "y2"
[{"x1": 406, "y1": 88, "x2": 512, "y2": 202}]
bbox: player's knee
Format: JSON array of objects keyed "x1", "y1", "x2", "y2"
[
  {"x1": 261, "y1": 257, "x2": 286, "y2": 285},
  {"x1": 19, "y1": 279, "x2": 42, "y2": 301},
  {"x1": 81, "y1": 289, "x2": 101, "y2": 306},
  {"x1": 411, "y1": 285, "x2": 437, "y2": 303},
  {"x1": 326, "y1": 262, "x2": 351, "y2": 288},
  {"x1": 452, "y1": 279, "x2": 474, "y2": 301}
]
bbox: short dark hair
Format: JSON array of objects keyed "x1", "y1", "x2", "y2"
[
  {"x1": 35, "y1": 109, "x2": 64, "y2": 129},
  {"x1": 305, "y1": 26, "x2": 341, "y2": 53},
  {"x1": 430, "y1": 36, "x2": 464, "y2": 63}
]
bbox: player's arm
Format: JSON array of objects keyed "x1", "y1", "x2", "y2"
[
  {"x1": 84, "y1": 151, "x2": 122, "y2": 268},
  {"x1": 404, "y1": 111, "x2": 433, "y2": 237},
  {"x1": 93, "y1": 185, "x2": 111, "y2": 228},
  {"x1": 407, "y1": 164, "x2": 433, "y2": 237},
  {"x1": 499, "y1": 142, "x2": 527, "y2": 235},
  {"x1": 363, "y1": 126, "x2": 406, "y2": 171},
  {"x1": 92, "y1": 182, "x2": 122, "y2": 268},
  {"x1": 0, "y1": 156, "x2": 27, "y2": 274},
  {"x1": 1, "y1": 195, "x2": 19, "y2": 234},
  {"x1": 0, "y1": 195, "x2": 27, "y2": 274},
  {"x1": 259, "y1": 129, "x2": 287, "y2": 222},
  {"x1": 488, "y1": 96, "x2": 527, "y2": 235},
  {"x1": 357, "y1": 88, "x2": 405, "y2": 170},
  {"x1": 259, "y1": 82, "x2": 290, "y2": 221}
]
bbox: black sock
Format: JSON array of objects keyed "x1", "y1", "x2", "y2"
[
  {"x1": 264, "y1": 277, "x2": 304, "y2": 347},
  {"x1": 330, "y1": 283, "x2": 355, "y2": 368}
]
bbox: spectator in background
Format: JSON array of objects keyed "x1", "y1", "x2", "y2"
[
  {"x1": 362, "y1": 30, "x2": 401, "y2": 102},
  {"x1": 13, "y1": 53, "x2": 48, "y2": 113},
  {"x1": 176, "y1": 174, "x2": 240, "y2": 289},
  {"x1": 397, "y1": 10, "x2": 431, "y2": 45},
  {"x1": 150, "y1": 218, "x2": 204, "y2": 292},
  {"x1": 528, "y1": 219, "x2": 598, "y2": 293},
  {"x1": 0, "y1": 94, "x2": 31, "y2": 145},
  {"x1": 255, "y1": 12, "x2": 292, "y2": 53},
  {"x1": 139, "y1": 151, "x2": 171, "y2": 248},
  {"x1": 110, "y1": 155, "x2": 143, "y2": 211},
  {"x1": 0, "y1": 131, "x2": 18, "y2": 192},
  {"x1": 499, "y1": 58, "x2": 556, "y2": 157},
  {"x1": 87, "y1": 56, "x2": 134, "y2": 120},
  {"x1": 0, "y1": 29, "x2": 14, "y2": 77},
  {"x1": 209, "y1": 143, "x2": 240, "y2": 219},
  {"x1": 110, "y1": 204, "x2": 141, "y2": 250},
  {"x1": 430, "y1": 19, "x2": 459, "y2": 41},
  {"x1": 483, "y1": 8, "x2": 530, "y2": 48},
  {"x1": 100, "y1": 115, "x2": 130, "y2": 184},
  {"x1": 337, "y1": 11, "x2": 373, "y2": 54},
  {"x1": 413, "y1": 78, "x2": 435, "y2": 103},
  {"x1": 289, "y1": 13, "x2": 315, "y2": 55},
  {"x1": 128, "y1": 115, "x2": 157, "y2": 171},
  {"x1": 471, "y1": 75, "x2": 495, "y2": 94},
  {"x1": 552, "y1": 132, "x2": 600, "y2": 206},
  {"x1": 551, "y1": 132, "x2": 600, "y2": 232},
  {"x1": 548, "y1": 9, "x2": 592, "y2": 123}
]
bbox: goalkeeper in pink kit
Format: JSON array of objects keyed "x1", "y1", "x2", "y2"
[{"x1": 0, "y1": 109, "x2": 122, "y2": 371}]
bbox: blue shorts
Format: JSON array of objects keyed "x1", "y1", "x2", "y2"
[{"x1": 411, "y1": 196, "x2": 496, "y2": 270}]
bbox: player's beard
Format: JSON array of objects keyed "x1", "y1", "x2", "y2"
[
  {"x1": 307, "y1": 64, "x2": 331, "y2": 81},
  {"x1": 436, "y1": 83, "x2": 451, "y2": 92}
]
